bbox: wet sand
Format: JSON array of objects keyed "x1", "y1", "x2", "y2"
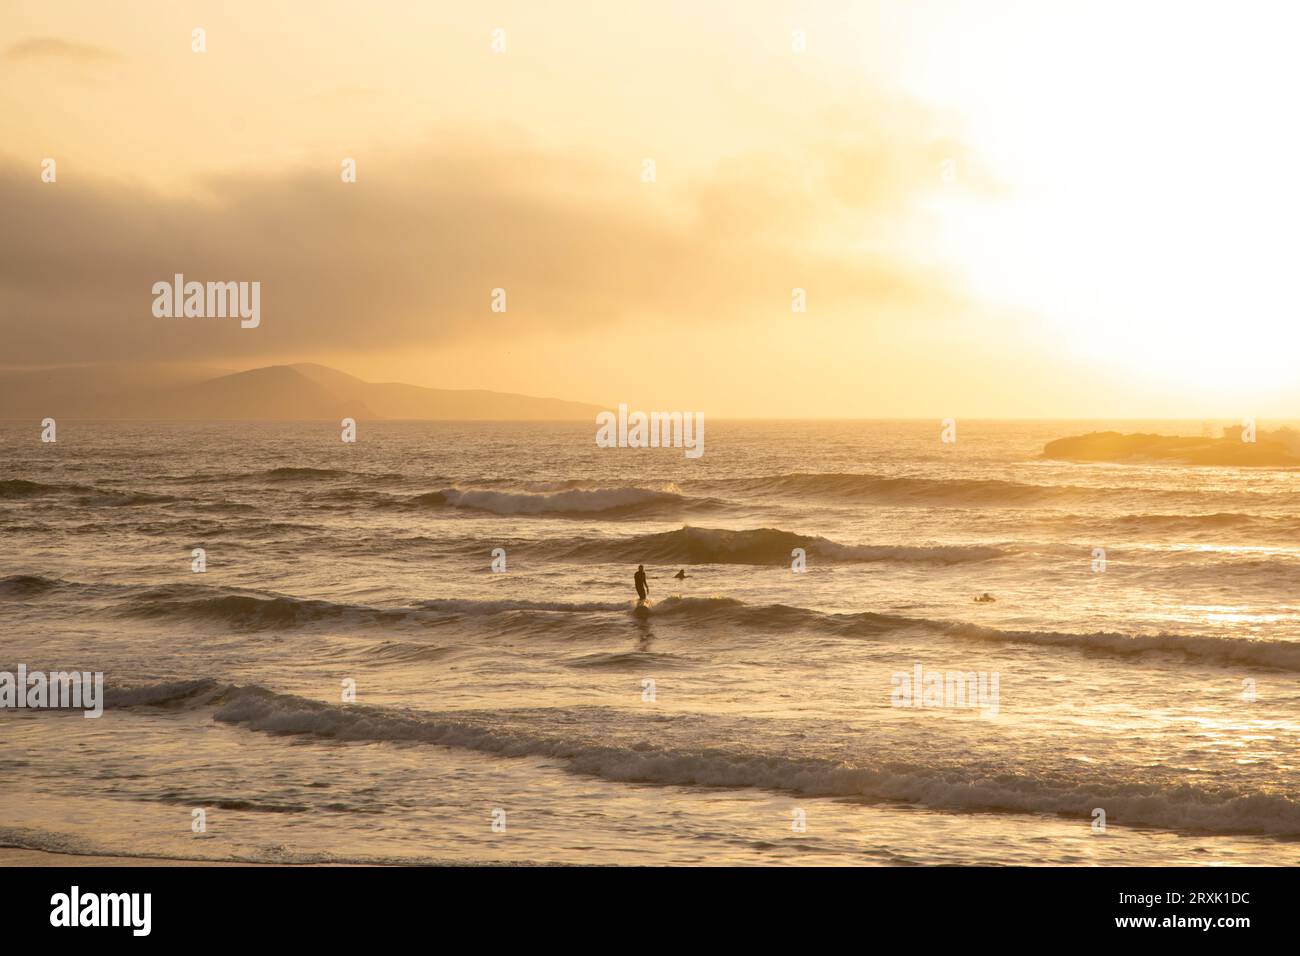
[{"x1": 0, "y1": 847, "x2": 280, "y2": 867}]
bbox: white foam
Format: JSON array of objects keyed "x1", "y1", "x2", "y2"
[{"x1": 204, "y1": 686, "x2": 1300, "y2": 837}]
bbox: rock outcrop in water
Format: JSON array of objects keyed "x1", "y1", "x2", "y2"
[{"x1": 1043, "y1": 429, "x2": 1300, "y2": 466}]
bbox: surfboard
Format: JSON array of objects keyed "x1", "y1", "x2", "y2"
[{"x1": 632, "y1": 600, "x2": 653, "y2": 618}]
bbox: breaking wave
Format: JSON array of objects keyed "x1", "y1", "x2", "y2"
[
  {"x1": 545, "y1": 526, "x2": 1008, "y2": 565},
  {"x1": 93, "y1": 682, "x2": 1300, "y2": 837}
]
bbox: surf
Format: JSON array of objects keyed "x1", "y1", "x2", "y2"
[{"x1": 74, "y1": 680, "x2": 1300, "y2": 839}]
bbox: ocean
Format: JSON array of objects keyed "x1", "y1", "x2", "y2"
[{"x1": 2, "y1": 419, "x2": 1297, "y2": 865}]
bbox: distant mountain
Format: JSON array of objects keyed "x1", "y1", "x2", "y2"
[{"x1": 0, "y1": 362, "x2": 605, "y2": 421}]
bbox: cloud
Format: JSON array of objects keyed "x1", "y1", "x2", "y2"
[
  {"x1": 5, "y1": 36, "x2": 121, "y2": 65},
  {"x1": 0, "y1": 104, "x2": 985, "y2": 367}
]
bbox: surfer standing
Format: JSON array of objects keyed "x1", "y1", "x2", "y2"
[{"x1": 634, "y1": 565, "x2": 649, "y2": 603}]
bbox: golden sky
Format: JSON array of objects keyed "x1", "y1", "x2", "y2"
[{"x1": 3, "y1": 0, "x2": 1299, "y2": 418}]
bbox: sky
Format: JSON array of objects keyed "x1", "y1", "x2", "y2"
[{"x1": 2, "y1": 0, "x2": 1299, "y2": 418}]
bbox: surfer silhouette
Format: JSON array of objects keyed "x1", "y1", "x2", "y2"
[
  {"x1": 673, "y1": 569, "x2": 687, "y2": 581},
  {"x1": 634, "y1": 565, "x2": 649, "y2": 602}
]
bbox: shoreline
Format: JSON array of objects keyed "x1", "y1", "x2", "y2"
[{"x1": 0, "y1": 847, "x2": 290, "y2": 867}]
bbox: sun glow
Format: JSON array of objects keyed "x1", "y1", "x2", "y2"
[{"x1": 903, "y1": 0, "x2": 1300, "y2": 410}]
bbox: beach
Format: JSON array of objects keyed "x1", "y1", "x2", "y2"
[{"x1": 0, "y1": 848, "x2": 267, "y2": 867}]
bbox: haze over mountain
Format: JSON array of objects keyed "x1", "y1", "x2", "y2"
[{"x1": 0, "y1": 363, "x2": 605, "y2": 421}]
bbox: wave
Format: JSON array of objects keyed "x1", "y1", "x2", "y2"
[
  {"x1": 637, "y1": 595, "x2": 1300, "y2": 670},
  {"x1": 1042, "y1": 510, "x2": 1300, "y2": 540},
  {"x1": 96, "y1": 682, "x2": 1300, "y2": 837},
  {"x1": 0, "y1": 573, "x2": 67, "y2": 597},
  {"x1": 260, "y1": 467, "x2": 348, "y2": 481},
  {"x1": 0, "y1": 478, "x2": 173, "y2": 507},
  {"x1": 150, "y1": 467, "x2": 412, "y2": 485},
  {"x1": 17, "y1": 574, "x2": 1300, "y2": 670},
  {"x1": 937, "y1": 619, "x2": 1300, "y2": 671},
  {"x1": 2, "y1": 472, "x2": 717, "y2": 517},
  {"x1": 695, "y1": 471, "x2": 1299, "y2": 509},
  {"x1": 1129, "y1": 553, "x2": 1300, "y2": 582},
  {"x1": 95, "y1": 580, "x2": 850, "y2": 636},
  {"x1": 104, "y1": 677, "x2": 226, "y2": 708},
  {"x1": 546, "y1": 526, "x2": 1008, "y2": 565},
  {"x1": 249, "y1": 525, "x2": 1004, "y2": 566},
  {"x1": 0, "y1": 479, "x2": 54, "y2": 498},
  {"x1": 699, "y1": 472, "x2": 1086, "y2": 506},
  {"x1": 73, "y1": 490, "x2": 176, "y2": 507},
  {"x1": 1109, "y1": 511, "x2": 1286, "y2": 532},
  {"x1": 417, "y1": 597, "x2": 627, "y2": 614},
  {"x1": 406, "y1": 486, "x2": 717, "y2": 517},
  {"x1": 103, "y1": 581, "x2": 627, "y2": 631},
  {"x1": 561, "y1": 650, "x2": 686, "y2": 670},
  {"x1": 120, "y1": 586, "x2": 413, "y2": 631},
  {"x1": 343, "y1": 641, "x2": 462, "y2": 665}
]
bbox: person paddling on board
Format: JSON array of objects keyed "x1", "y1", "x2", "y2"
[
  {"x1": 674, "y1": 569, "x2": 687, "y2": 581},
  {"x1": 634, "y1": 565, "x2": 649, "y2": 603}
]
